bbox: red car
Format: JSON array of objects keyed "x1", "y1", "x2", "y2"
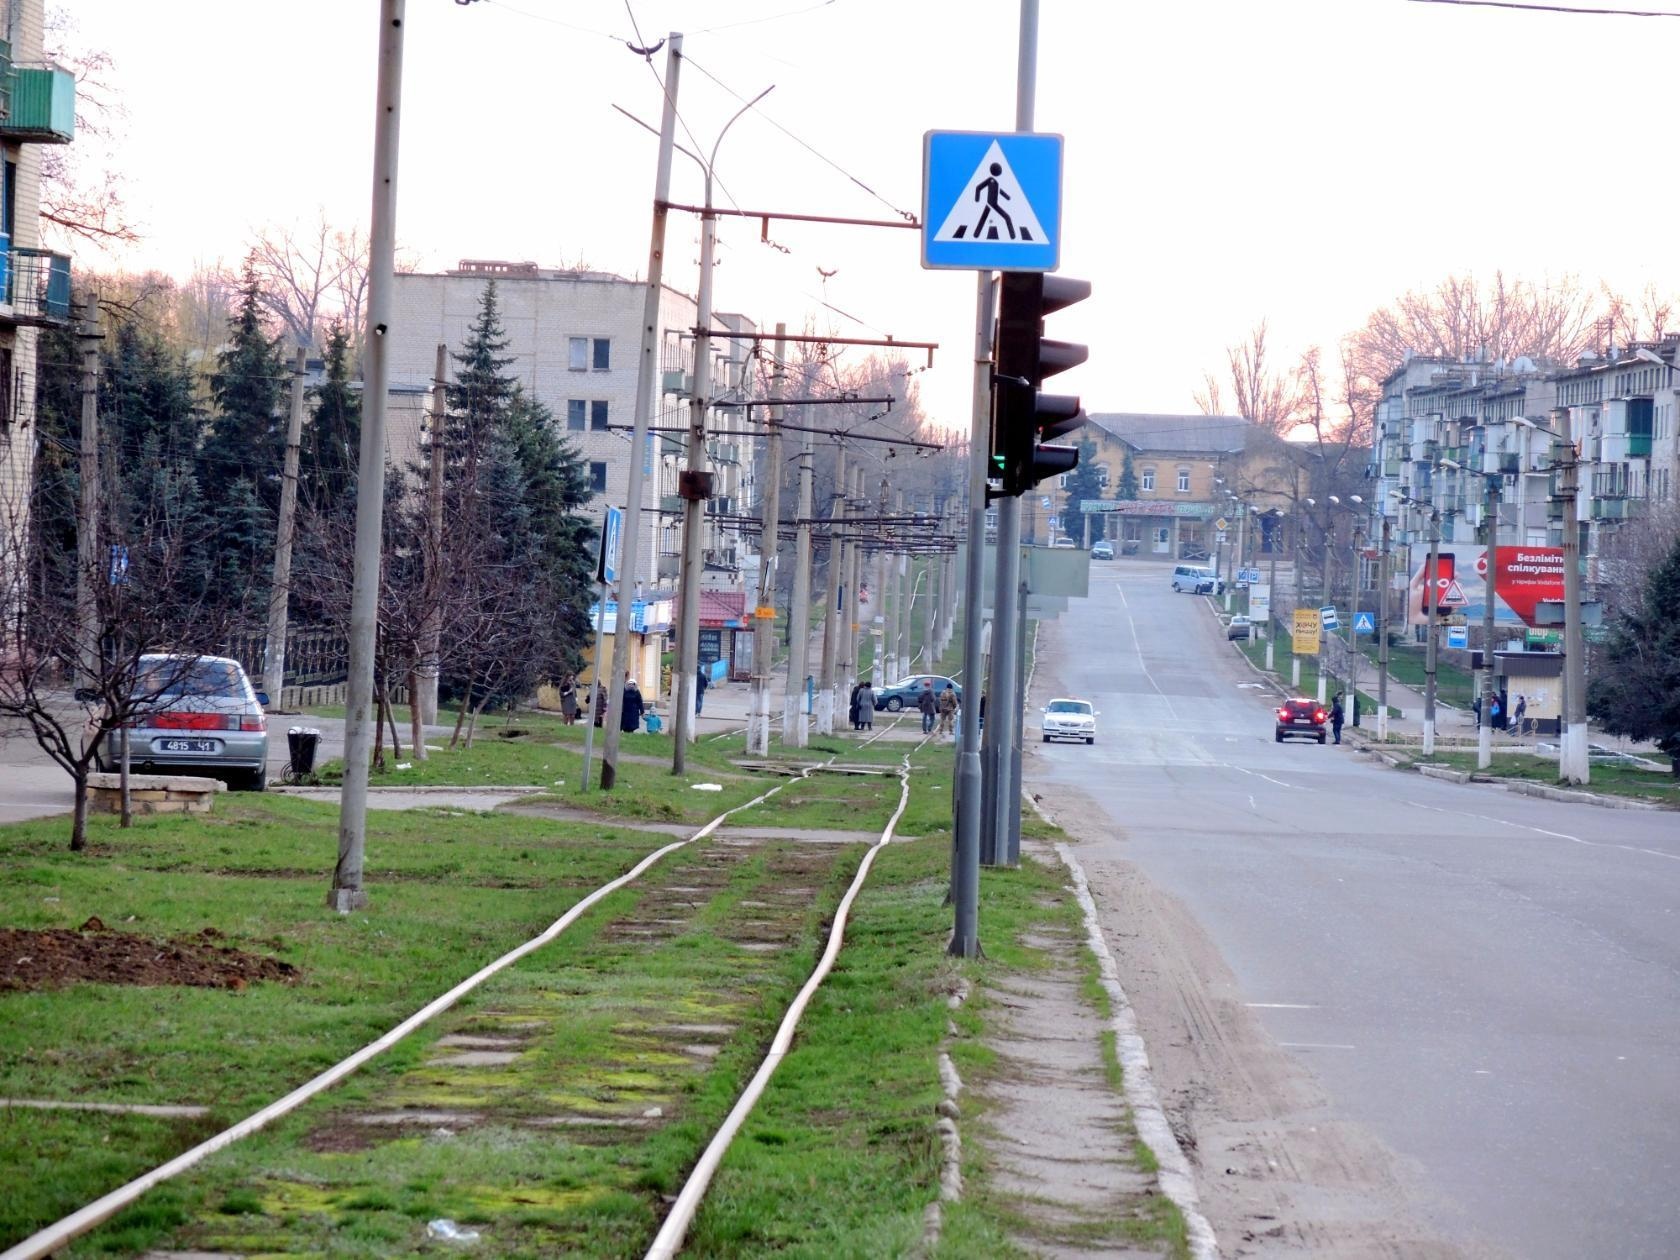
[{"x1": 1275, "y1": 698, "x2": 1328, "y2": 744}]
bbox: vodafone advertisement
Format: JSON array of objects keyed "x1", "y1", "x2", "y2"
[{"x1": 1405, "y1": 544, "x2": 1567, "y2": 627}]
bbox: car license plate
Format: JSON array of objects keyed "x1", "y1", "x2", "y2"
[{"x1": 156, "y1": 738, "x2": 219, "y2": 754}]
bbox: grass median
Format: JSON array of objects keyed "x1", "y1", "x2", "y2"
[{"x1": 1400, "y1": 749, "x2": 1680, "y2": 805}]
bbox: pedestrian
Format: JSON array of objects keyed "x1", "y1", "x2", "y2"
[
  {"x1": 1488, "y1": 694, "x2": 1501, "y2": 731},
  {"x1": 1473, "y1": 695, "x2": 1483, "y2": 728},
  {"x1": 1513, "y1": 694, "x2": 1528, "y2": 737},
  {"x1": 917, "y1": 681, "x2": 938, "y2": 734},
  {"x1": 849, "y1": 680, "x2": 864, "y2": 731},
  {"x1": 621, "y1": 672, "x2": 644, "y2": 734},
  {"x1": 558, "y1": 673, "x2": 580, "y2": 726},
  {"x1": 856, "y1": 680, "x2": 875, "y2": 729},
  {"x1": 1330, "y1": 692, "x2": 1345, "y2": 745},
  {"x1": 695, "y1": 665, "x2": 709, "y2": 716},
  {"x1": 937, "y1": 683, "x2": 959, "y2": 738},
  {"x1": 593, "y1": 682, "x2": 609, "y2": 728}
]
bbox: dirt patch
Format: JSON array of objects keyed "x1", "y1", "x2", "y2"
[{"x1": 0, "y1": 921, "x2": 299, "y2": 992}]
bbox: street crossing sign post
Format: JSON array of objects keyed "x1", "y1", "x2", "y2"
[
  {"x1": 922, "y1": 131, "x2": 1064, "y2": 271},
  {"x1": 1237, "y1": 567, "x2": 1261, "y2": 585},
  {"x1": 1353, "y1": 610, "x2": 1375, "y2": 636}
]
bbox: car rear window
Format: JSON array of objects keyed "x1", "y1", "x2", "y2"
[{"x1": 136, "y1": 658, "x2": 244, "y2": 702}]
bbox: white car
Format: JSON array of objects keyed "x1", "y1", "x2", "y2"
[{"x1": 1041, "y1": 697, "x2": 1097, "y2": 744}]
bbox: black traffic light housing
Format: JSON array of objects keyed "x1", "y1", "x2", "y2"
[{"x1": 991, "y1": 272, "x2": 1091, "y2": 497}]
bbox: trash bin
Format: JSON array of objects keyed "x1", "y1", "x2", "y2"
[{"x1": 287, "y1": 727, "x2": 322, "y2": 776}]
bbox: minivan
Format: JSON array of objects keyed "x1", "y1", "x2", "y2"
[{"x1": 1171, "y1": 564, "x2": 1220, "y2": 594}]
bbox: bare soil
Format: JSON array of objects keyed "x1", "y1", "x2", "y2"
[{"x1": 0, "y1": 921, "x2": 299, "y2": 992}]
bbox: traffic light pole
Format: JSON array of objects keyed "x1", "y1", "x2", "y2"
[{"x1": 950, "y1": 272, "x2": 993, "y2": 958}]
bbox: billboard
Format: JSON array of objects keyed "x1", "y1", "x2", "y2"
[
  {"x1": 1405, "y1": 545, "x2": 1566, "y2": 628},
  {"x1": 1292, "y1": 608, "x2": 1321, "y2": 655}
]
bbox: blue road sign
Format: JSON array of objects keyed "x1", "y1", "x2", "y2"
[
  {"x1": 1353, "y1": 611, "x2": 1375, "y2": 636},
  {"x1": 1447, "y1": 624, "x2": 1469, "y2": 650},
  {"x1": 1041, "y1": 496, "x2": 1052, "y2": 509},
  {"x1": 1237, "y1": 567, "x2": 1262, "y2": 584},
  {"x1": 922, "y1": 131, "x2": 1063, "y2": 271},
  {"x1": 598, "y1": 506, "x2": 623, "y2": 585},
  {"x1": 1319, "y1": 605, "x2": 1340, "y2": 630}
]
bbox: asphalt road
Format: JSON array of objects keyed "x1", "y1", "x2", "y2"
[{"x1": 1028, "y1": 560, "x2": 1680, "y2": 1259}]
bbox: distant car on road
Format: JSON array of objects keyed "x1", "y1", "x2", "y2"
[
  {"x1": 1172, "y1": 563, "x2": 1224, "y2": 595},
  {"x1": 1041, "y1": 697, "x2": 1097, "y2": 744},
  {"x1": 1052, "y1": 536, "x2": 1077, "y2": 548},
  {"x1": 95, "y1": 654, "x2": 271, "y2": 790},
  {"x1": 1275, "y1": 697, "x2": 1328, "y2": 745},
  {"x1": 874, "y1": 674, "x2": 961, "y2": 712},
  {"x1": 1091, "y1": 541, "x2": 1114, "y2": 560},
  {"x1": 1227, "y1": 614, "x2": 1253, "y2": 640}
]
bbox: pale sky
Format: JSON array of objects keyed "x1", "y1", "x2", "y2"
[{"x1": 65, "y1": 0, "x2": 1680, "y2": 433}]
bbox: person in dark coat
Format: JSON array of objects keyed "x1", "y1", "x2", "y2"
[
  {"x1": 1330, "y1": 692, "x2": 1345, "y2": 745},
  {"x1": 621, "y1": 674, "x2": 644, "y2": 733},
  {"x1": 849, "y1": 681, "x2": 864, "y2": 730},
  {"x1": 856, "y1": 681, "x2": 875, "y2": 730},
  {"x1": 593, "y1": 682, "x2": 609, "y2": 727},
  {"x1": 558, "y1": 673, "x2": 580, "y2": 725},
  {"x1": 695, "y1": 666, "x2": 709, "y2": 715},
  {"x1": 917, "y1": 682, "x2": 938, "y2": 733}
]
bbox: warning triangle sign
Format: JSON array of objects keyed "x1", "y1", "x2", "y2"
[
  {"x1": 1438, "y1": 579, "x2": 1468, "y2": 607},
  {"x1": 933, "y1": 141, "x2": 1048, "y2": 245}
]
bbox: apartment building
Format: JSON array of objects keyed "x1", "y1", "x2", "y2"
[
  {"x1": 385, "y1": 261, "x2": 758, "y2": 597},
  {"x1": 0, "y1": 0, "x2": 74, "y2": 572}
]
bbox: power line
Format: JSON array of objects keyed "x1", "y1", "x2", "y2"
[{"x1": 1408, "y1": 0, "x2": 1680, "y2": 15}]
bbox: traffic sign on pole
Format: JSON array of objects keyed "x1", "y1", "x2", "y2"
[
  {"x1": 1237, "y1": 567, "x2": 1262, "y2": 584},
  {"x1": 1319, "y1": 605, "x2": 1340, "y2": 631},
  {"x1": 1353, "y1": 610, "x2": 1375, "y2": 636},
  {"x1": 597, "y1": 506, "x2": 623, "y2": 585},
  {"x1": 922, "y1": 131, "x2": 1063, "y2": 271}
]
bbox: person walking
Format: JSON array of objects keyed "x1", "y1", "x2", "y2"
[
  {"x1": 695, "y1": 666, "x2": 709, "y2": 716},
  {"x1": 592, "y1": 681, "x2": 609, "y2": 728},
  {"x1": 856, "y1": 681, "x2": 875, "y2": 730},
  {"x1": 1488, "y1": 693, "x2": 1502, "y2": 732},
  {"x1": 1513, "y1": 694, "x2": 1528, "y2": 738},
  {"x1": 917, "y1": 682, "x2": 938, "y2": 734},
  {"x1": 1330, "y1": 692, "x2": 1345, "y2": 745},
  {"x1": 937, "y1": 683, "x2": 959, "y2": 738},
  {"x1": 620, "y1": 673, "x2": 644, "y2": 734},
  {"x1": 558, "y1": 673, "x2": 580, "y2": 726}
]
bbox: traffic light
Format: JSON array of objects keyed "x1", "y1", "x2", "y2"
[{"x1": 991, "y1": 272, "x2": 1091, "y2": 497}]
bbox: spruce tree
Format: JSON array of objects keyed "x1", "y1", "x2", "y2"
[
  {"x1": 1588, "y1": 532, "x2": 1680, "y2": 775},
  {"x1": 304, "y1": 321, "x2": 362, "y2": 515},
  {"x1": 1117, "y1": 449, "x2": 1140, "y2": 500},
  {"x1": 203, "y1": 255, "x2": 287, "y2": 492},
  {"x1": 1061, "y1": 439, "x2": 1104, "y2": 546}
]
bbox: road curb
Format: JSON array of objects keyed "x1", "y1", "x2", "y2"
[{"x1": 1502, "y1": 778, "x2": 1664, "y2": 811}]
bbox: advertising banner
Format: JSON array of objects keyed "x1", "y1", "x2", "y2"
[
  {"x1": 1248, "y1": 583, "x2": 1271, "y2": 620},
  {"x1": 1405, "y1": 544, "x2": 1566, "y2": 627},
  {"x1": 1292, "y1": 608, "x2": 1321, "y2": 655}
]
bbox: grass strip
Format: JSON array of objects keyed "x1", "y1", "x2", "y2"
[{"x1": 1398, "y1": 749, "x2": 1680, "y2": 804}]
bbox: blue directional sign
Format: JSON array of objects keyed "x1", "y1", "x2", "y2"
[
  {"x1": 922, "y1": 131, "x2": 1063, "y2": 271},
  {"x1": 1353, "y1": 611, "x2": 1375, "y2": 636},
  {"x1": 1319, "y1": 605, "x2": 1340, "y2": 631},
  {"x1": 1447, "y1": 624, "x2": 1469, "y2": 650},
  {"x1": 1237, "y1": 567, "x2": 1262, "y2": 585},
  {"x1": 597, "y1": 506, "x2": 623, "y2": 585}
]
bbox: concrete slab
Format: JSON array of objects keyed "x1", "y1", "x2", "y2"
[
  {"x1": 427, "y1": 1050, "x2": 521, "y2": 1068},
  {"x1": 3, "y1": 1098, "x2": 210, "y2": 1118}
]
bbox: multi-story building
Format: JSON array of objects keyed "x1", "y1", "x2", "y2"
[
  {"x1": 0, "y1": 0, "x2": 74, "y2": 579},
  {"x1": 385, "y1": 260, "x2": 758, "y2": 596}
]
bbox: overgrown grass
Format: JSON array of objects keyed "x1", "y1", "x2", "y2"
[
  {"x1": 1400, "y1": 750, "x2": 1680, "y2": 804},
  {"x1": 0, "y1": 795, "x2": 669, "y2": 1249}
]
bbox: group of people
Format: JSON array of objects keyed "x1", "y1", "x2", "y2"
[
  {"x1": 556, "y1": 671, "x2": 648, "y2": 733},
  {"x1": 848, "y1": 678, "x2": 962, "y2": 736},
  {"x1": 1473, "y1": 692, "x2": 1529, "y2": 735}
]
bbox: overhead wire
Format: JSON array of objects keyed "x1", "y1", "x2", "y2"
[{"x1": 1407, "y1": 0, "x2": 1680, "y2": 13}]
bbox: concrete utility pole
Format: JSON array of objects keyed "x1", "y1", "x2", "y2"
[
  {"x1": 1377, "y1": 516, "x2": 1391, "y2": 742},
  {"x1": 1290, "y1": 508, "x2": 1302, "y2": 689},
  {"x1": 873, "y1": 475, "x2": 890, "y2": 688},
  {"x1": 263, "y1": 347, "x2": 308, "y2": 712},
  {"x1": 1477, "y1": 473, "x2": 1502, "y2": 770},
  {"x1": 951, "y1": 270, "x2": 994, "y2": 958},
  {"x1": 922, "y1": 546, "x2": 937, "y2": 671},
  {"x1": 415, "y1": 343, "x2": 448, "y2": 729},
  {"x1": 1422, "y1": 507, "x2": 1442, "y2": 757},
  {"x1": 817, "y1": 440, "x2": 846, "y2": 734},
  {"x1": 783, "y1": 416, "x2": 814, "y2": 745},
  {"x1": 1266, "y1": 516, "x2": 1279, "y2": 672},
  {"x1": 670, "y1": 183, "x2": 716, "y2": 770},
  {"x1": 331, "y1": 0, "x2": 404, "y2": 914},
  {"x1": 843, "y1": 465, "x2": 863, "y2": 701},
  {"x1": 897, "y1": 493, "x2": 912, "y2": 679},
  {"x1": 748, "y1": 324, "x2": 786, "y2": 756},
  {"x1": 1347, "y1": 525, "x2": 1362, "y2": 727},
  {"x1": 1315, "y1": 508, "x2": 1330, "y2": 706},
  {"x1": 1555, "y1": 406, "x2": 1589, "y2": 784},
  {"x1": 602, "y1": 32, "x2": 682, "y2": 790},
  {"x1": 75, "y1": 293, "x2": 100, "y2": 691}
]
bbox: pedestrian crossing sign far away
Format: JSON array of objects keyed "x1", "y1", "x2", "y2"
[{"x1": 922, "y1": 130, "x2": 1062, "y2": 271}]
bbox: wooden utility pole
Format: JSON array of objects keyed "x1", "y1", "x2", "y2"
[
  {"x1": 263, "y1": 347, "x2": 307, "y2": 711},
  {"x1": 748, "y1": 325, "x2": 786, "y2": 756},
  {"x1": 415, "y1": 342, "x2": 447, "y2": 730},
  {"x1": 75, "y1": 293, "x2": 100, "y2": 690}
]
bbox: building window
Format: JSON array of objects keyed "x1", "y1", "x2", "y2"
[
  {"x1": 589, "y1": 461, "x2": 608, "y2": 494},
  {"x1": 569, "y1": 337, "x2": 589, "y2": 371},
  {"x1": 591, "y1": 399, "x2": 609, "y2": 431},
  {"x1": 1141, "y1": 467, "x2": 1155, "y2": 492},
  {"x1": 985, "y1": 509, "x2": 999, "y2": 531},
  {"x1": 1097, "y1": 467, "x2": 1110, "y2": 489},
  {"x1": 1176, "y1": 467, "x2": 1190, "y2": 493},
  {"x1": 1057, "y1": 473, "x2": 1070, "y2": 488},
  {"x1": 567, "y1": 399, "x2": 587, "y2": 431},
  {"x1": 593, "y1": 338, "x2": 611, "y2": 370}
]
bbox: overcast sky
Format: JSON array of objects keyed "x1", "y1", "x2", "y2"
[{"x1": 65, "y1": 0, "x2": 1680, "y2": 432}]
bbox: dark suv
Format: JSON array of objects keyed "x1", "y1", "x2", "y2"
[{"x1": 1274, "y1": 698, "x2": 1328, "y2": 744}]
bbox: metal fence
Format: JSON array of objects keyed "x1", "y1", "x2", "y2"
[{"x1": 223, "y1": 627, "x2": 349, "y2": 689}]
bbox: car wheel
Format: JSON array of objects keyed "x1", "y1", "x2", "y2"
[
  {"x1": 233, "y1": 767, "x2": 267, "y2": 792},
  {"x1": 1042, "y1": 734, "x2": 1051, "y2": 743},
  {"x1": 1318, "y1": 733, "x2": 1327, "y2": 745},
  {"x1": 1275, "y1": 731, "x2": 1283, "y2": 743},
  {"x1": 885, "y1": 697, "x2": 903, "y2": 712},
  {"x1": 1085, "y1": 737, "x2": 1094, "y2": 745}
]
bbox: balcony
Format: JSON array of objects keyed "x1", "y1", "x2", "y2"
[
  {"x1": 1628, "y1": 432, "x2": 1652, "y2": 458},
  {"x1": 1590, "y1": 497, "x2": 1645, "y2": 521},
  {"x1": 0, "y1": 63, "x2": 74, "y2": 143},
  {"x1": 0, "y1": 246, "x2": 71, "y2": 325}
]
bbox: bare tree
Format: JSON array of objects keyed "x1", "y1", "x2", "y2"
[
  {"x1": 1600, "y1": 282, "x2": 1677, "y2": 349},
  {"x1": 1195, "y1": 319, "x2": 1303, "y2": 437},
  {"x1": 246, "y1": 214, "x2": 371, "y2": 353},
  {"x1": 42, "y1": 6, "x2": 140, "y2": 250}
]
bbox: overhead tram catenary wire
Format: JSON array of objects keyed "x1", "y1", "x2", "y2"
[
  {"x1": 1407, "y1": 0, "x2": 1680, "y2": 15},
  {"x1": 692, "y1": 0, "x2": 840, "y2": 35}
]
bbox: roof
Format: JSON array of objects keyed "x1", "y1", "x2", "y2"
[
  {"x1": 1085, "y1": 412, "x2": 1250, "y2": 454},
  {"x1": 697, "y1": 590, "x2": 747, "y2": 625}
]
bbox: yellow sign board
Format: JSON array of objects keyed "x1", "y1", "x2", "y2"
[
  {"x1": 1291, "y1": 608, "x2": 1321, "y2": 655},
  {"x1": 754, "y1": 606, "x2": 777, "y2": 620}
]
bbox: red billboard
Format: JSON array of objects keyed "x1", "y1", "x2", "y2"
[{"x1": 1405, "y1": 545, "x2": 1566, "y2": 627}]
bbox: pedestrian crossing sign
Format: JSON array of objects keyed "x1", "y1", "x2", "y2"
[
  {"x1": 922, "y1": 131, "x2": 1063, "y2": 271},
  {"x1": 1353, "y1": 611, "x2": 1375, "y2": 635}
]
